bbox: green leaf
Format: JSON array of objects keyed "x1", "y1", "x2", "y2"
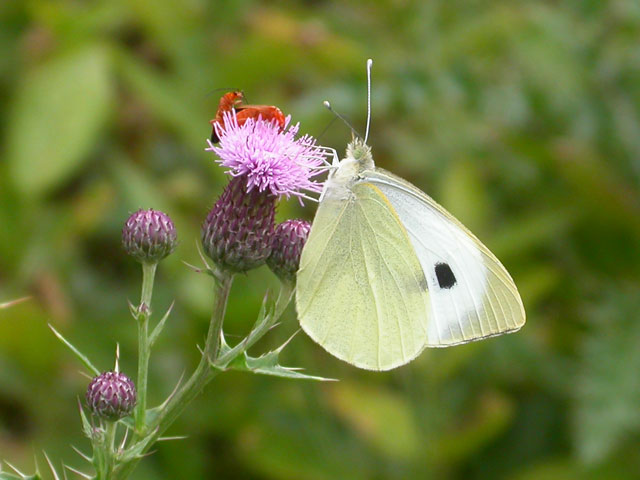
[
  {"x1": 0, "y1": 462, "x2": 41, "y2": 480},
  {"x1": 6, "y1": 45, "x2": 112, "y2": 197},
  {"x1": 217, "y1": 284, "x2": 295, "y2": 366},
  {"x1": 149, "y1": 301, "x2": 175, "y2": 347},
  {"x1": 78, "y1": 400, "x2": 93, "y2": 439},
  {"x1": 224, "y1": 335, "x2": 335, "y2": 382},
  {"x1": 214, "y1": 291, "x2": 276, "y2": 368},
  {"x1": 49, "y1": 324, "x2": 100, "y2": 376}
]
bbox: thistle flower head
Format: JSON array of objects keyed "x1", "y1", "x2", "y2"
[
  {"x1": 122, "y1": 209, "x2": 177, "y2": 264},
  {"x1": 86, "y1": 371, "x2": 137, "y2": 421},
  {"x1": 267, "y1": 219, "x2": 311, "y2": 283},
  {"x1": 206, "y1": 112, "x2": 329, "y2": 201},
  {"x1": 202, "y1": 176, "x2": 276, "y2": 273}
]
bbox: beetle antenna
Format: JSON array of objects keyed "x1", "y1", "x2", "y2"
[{"x1": 204, "y1": 87, "x2": 242, "y2": 99}]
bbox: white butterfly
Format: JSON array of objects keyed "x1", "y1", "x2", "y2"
[{"x1": 295, "y1": 60, "x2": 525, "y2": 371}]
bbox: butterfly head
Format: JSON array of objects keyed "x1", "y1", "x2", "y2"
[
  {"x1": 345, "y1": 137, "x2": 374, "y2": 171},
  {"x1": 322, "y1": 138, "x2": 374, "y2": 200}
]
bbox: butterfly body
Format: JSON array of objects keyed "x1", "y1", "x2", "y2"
[
  {"x1": 296, "y1": 138, "x2": 525, "y2": 371},
  {"x1": 210, "y1": 91, "x2": 285, "y2": 143}
]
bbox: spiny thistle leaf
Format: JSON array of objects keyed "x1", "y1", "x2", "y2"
[
  {"x1": 119, "y1": 431, "x2": 158, "y2": 462},
  {"x1": 214, "y1": 285, "x2": 294, "y2": 370},
  {"x1": 148, "y1": 301, "x2": 175, "y2": 346},
  {"x1": 0, "y1": 461, "x2": 42, "y2": 479},
  {"x1": 0, "y1": 474, "x2": 39, "y2": 480},
  {"x1": 42, "y1": 452, "x2": 61, "y2": 480},
  {"x1": 227, "y1": 350, "x2": 335, "y2": 381},
  {"x1": 77, "y1": 400, "x2": 93, "y2": 439},
  {"x1": 49, "y1": 324, "x2": 100, "y2": 376},
  {"x1": 184, "y1": 240, "x2": 225, "y2": 283},
  {"x1": 127, "y1": 299, "x2": 138, "y2": 320},
  {"x1": 70, "y1": 446, "x2": 92, "y2": 464},
  {"x1": 213, "y1": 291, "x2": 275, "y2": 368},
  {"x1": 225, "y1": 334, "x2": 335, "y2": 381},
  {"x1": 62, "y1": 464, "x2": 92, "y2": 480}
]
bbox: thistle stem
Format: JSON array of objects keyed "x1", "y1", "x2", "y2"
[
  {"x1": 100, "y1": 421, "x2": 118, "y2": 479},
  {"x1": 140, "y1": 262, "x2": 157, "y2": 308},
  {"x1": 113, "y1": 273, "x2": 234, "y2": 480},
  {"x1": 135, "y1": 261, "x2": 157, "y2": 435},
  {"x1": 205, "y1": 274, "x2": 233, "y2": 362},
  {"x1": 155, "y1": 273, "x2": 233, "y2": 433}
]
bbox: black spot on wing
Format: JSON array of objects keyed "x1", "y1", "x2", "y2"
[{"x1": 435, "y1": 263, "x2": 456, "y2": 289}]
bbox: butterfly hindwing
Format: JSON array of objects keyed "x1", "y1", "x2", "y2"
[
  {"x1": 364, "y1": 169, "x2": 526, "y2": 346},
  {"x1": 296, "y1": 182, "x2": 430, "y2": 370}
]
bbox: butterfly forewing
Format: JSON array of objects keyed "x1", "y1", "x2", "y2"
[
  {"x1": 296, "y1": 183, "x2": 430, "y2": 370},
  {"x1": 364, "y1": 169, "x2": 525, "y2": 346}
]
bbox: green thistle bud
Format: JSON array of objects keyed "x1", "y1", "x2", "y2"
[
  {"x1": 122, "y1": 209, "x2": 177, "y2": 264},
  {"x1": 86, "y1": 371, "x2": 137, "y2": 421},
  {"x1": 267, "y1": 219, "x2": 310, "y2": 282},
  {"x1": 202, "y1": 176, "x2": 276, "y2": 273}
]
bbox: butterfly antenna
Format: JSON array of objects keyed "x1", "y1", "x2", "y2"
[
  {"x1": 323, "y1": 101, "x2": 362, "y2": 139},
  {"x1": 364, "y1": 59, "x2": 373, "y2": 144},
  {"x1": 316, "y1": 116, "x2": 339, "y2": 142}
]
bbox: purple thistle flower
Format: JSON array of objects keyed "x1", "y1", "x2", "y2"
[
  {"x1": 267, "y1": 219, "x2": 311, "y2": 283},
  {"x1": 122, "y1": 209, "x2": 177, "y2": 264},
  {"x1": 206, "y1": 112, "x2": 329, "y2": 202},
  {"x1": 86, "y1": 371, "x2": 137, "y2": 421},
  {"x1": 202, "y1": 176, "x2": 276, "y2": 273}
]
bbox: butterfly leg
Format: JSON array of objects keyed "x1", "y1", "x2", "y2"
[{"x1": 317, "y1": 147, "x2": 341, "y2": 202}]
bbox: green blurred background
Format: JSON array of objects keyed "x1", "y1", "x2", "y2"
[{"x1": 1, "y1": 0, "x2": 640, "y2": 478}]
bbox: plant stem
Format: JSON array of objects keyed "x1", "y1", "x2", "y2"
[
  {"x1": 101, "y1": 421, "x2": 118, "y2": 480},
  {"x1": 140, "y1": 262, "x2": 157, "y2": 308},
  {"x1": 155, "y1": 273, "x2": 233, "y2": 434},
  {"x1": 135, "y1": 261, "x2": 157, "y2": 435},
  {"x1": 113, "y1": 273, "x2": 233, "y2": 480},
  {"x1": 215, "y1": 281, "x2": 294, "y2": 367},
  {"x1": 204, "y1": 273, "x2": 233, "y2": 363}
]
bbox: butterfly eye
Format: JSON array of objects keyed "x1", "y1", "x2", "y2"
[{"x1": 434, "y1": 263, "x2": 456, "y2": 289}]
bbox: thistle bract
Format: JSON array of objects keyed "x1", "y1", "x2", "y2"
[
  {"x1": 202, "y1": 176, "x2": 276, "y2": 273},
  {"x1": 267, "y1": 219, "x2": 311, "y2": 282},
  {"x1": 86, "y1": 371, "x2": 137, "y2": 421},
  {"x1": 122, "y1": 209, "x2": 177, "y2": 264}
]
